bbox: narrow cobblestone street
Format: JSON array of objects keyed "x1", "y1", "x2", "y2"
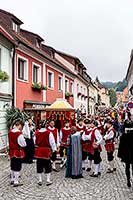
[{"x1": 0, "y1": 149, "x2": 133, "y2": 200}]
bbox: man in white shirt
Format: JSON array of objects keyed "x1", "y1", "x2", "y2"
[
  {"x1": 89, "y1": 120, "x2": 103, "y2": 177},
  {"x1": 104, "y1": 119, "x2": 116, "y2": 173},
  {"x1": 8, "y1": 120, "x2": 26, "y2": 187}
]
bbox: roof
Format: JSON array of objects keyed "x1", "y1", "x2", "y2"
[
  {"x1": 56, "y1": 50, "x2": 86, "y2": 70},
  {"x1": 45, "y1": 99, "x2": 75, "y2": 111},
  {"x1": 0, "y1": 9, "x2": 23, "y2": 25},
  {"x1": 126, "y1": 50, "x2": 133, "y2": 80},
  {"x1": 20, "y1": 29, "x2": 44, "y2": 42}
]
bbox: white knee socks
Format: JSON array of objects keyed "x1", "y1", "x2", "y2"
[
  {"x1": 46, "y1": 173, "x2": 51, "y2": 182},
  {"x1": 11, "y1": 170, "x2": 14, "y2": 182},
  {"x1": 14, "y1": 171, "x2": 20, "y2": 184},
  {"x1": 94, "y1": 164, "x2": 99, "y2": 175},
  {"x1": 38, "y1": 173, "x2": 42, "y2": 182}
]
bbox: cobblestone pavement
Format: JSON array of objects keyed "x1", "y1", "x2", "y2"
[{"x1": 0, "y1": 149, "x2": 133, "y2": 200}]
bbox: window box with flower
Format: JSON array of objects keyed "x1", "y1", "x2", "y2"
[
  {"x1": 0, "y1": 70, "x2": 9, "y2": 82},
  {"x1": 65, "y1": 92, "x2": 73, "y2": 98},
  {"x1": 32, "y1": 82, "x2": 47, "y2": 92}
]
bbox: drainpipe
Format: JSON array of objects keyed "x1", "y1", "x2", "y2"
[
  {"x1": 87, "y1": 84, "x2": 90, "y2": 114},
  {"x1": 11, "y1": 46, "x2": 15, "y2": 107}
]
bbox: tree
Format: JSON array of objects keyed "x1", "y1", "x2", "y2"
[
  {"x1": 5, "y1": 107, "x2": 28, "y2": 130},
  {"x1": 108, "y1": 89, "x2": 117, "y2": 107}
]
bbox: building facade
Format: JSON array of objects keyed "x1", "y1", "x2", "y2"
[
  {"x1": 0, "y1": 24, "x2": 14, "y2": 150},
  {"x1": 126, "y1": 50, "x2": 133, "y2": 98}
]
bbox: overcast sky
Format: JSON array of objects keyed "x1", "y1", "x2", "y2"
[{"x1": 0, "y1": 0, "x2": 133, "y2": 82}]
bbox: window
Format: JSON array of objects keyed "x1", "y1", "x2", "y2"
[
  {"x1": 70, "y1": 82, "x2": 73, "y2": 93},
  {"x1": 18, "y1": 57, "x2": 28, "y2": 81},
  {"x1": 48, "y1": 71, "x2": 54, "y2": 88},
  {"x1": 84, "y1": 88, "x2": 86, "y2": 95},
  {"x1": 58, "y1": 76, "x2": 63, "y2": 91},
  {"x1": 12, "y1": 21, "x2": 18, "y2": 32},
  {"x1": 32, "y1": 64, "x2": 41, "y2": 83},
  {"x1": 81, "y1": 86, "x2": 83, "y2": 93},
  {"x1": 77, "y1": 84, "x2": 79, "y2": 92},
  {"x1": 65, "y1": 79, "x2": 68, "y2": 92}
]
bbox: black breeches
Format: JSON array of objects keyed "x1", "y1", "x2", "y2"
[
  {"x1": 82, "y1": 151, "x2": 88, "y2": 161},
  {"x1": 107, "y1": 152, "x2": 114, "y2": 162}
]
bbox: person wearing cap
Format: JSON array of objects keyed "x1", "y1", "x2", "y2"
[
  {"x1": 89, "y1": 120, "x2": 103, "y2": 177},
  {"x1": 34, "y1": 121, "x2": 56, "y2": 186},
  {"x1": 103, "y1": 119, "x2": 116, "y2": 173},
  {"x1": 59, "y1": 120, "x2": 71, "y2": 168},
  {"x1": 82, "y1": 119, "x2": 93, "y2": 172},
  {"x1": 8, "y1": 120, "x2": 26, "y2": 187},
  {"x1": 47, "y1": 120, "x2": 60, "y2": 172},
  {"x1": 76, "y1": 118, "x2": 86, "y2": 169}
]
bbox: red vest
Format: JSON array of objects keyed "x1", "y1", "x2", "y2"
[
  {"x1": 98, "y1": 120, "x2": 105, "y2": 135},
  {"x1": 91, "y1": 128, "x2": 102, "y2": 154},
  {"x1": 105, "y1": 128, "x2": 115, "y2": 153},
  {"x1": 61, "y1": 128, "x2": 71, "y2": 147},
  {"x1": 8, "y1": 129, "x2": 25, "y2": 158},
  {"x1": 82, "y1": 129, "x2": 92, "y2": 152},
  {"x1": 47, "y1": 127, "x2": 58, "y2": 143},
  {"x1": 76, "y1": 125, "x2": 86, "y2": 133},
  {"x1": 34, "y1": 129, "x2": 52, "y2": 159}
]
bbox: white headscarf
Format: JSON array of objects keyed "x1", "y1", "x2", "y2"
[{"x1": 22, "y1": 121, "x2": 31, "y2": 139}]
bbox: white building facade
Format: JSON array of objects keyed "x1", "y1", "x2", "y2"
[
  {"x1": 55, "y1": 52, "x2": 89, "y2": 114},
  {"x1": 0, "y1": 29, "x2": 14, "y2": 150},
  {"x1": 126, "y1": 50, "x2": 133, "y2": 98}
]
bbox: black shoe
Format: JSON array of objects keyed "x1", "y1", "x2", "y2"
[
  {"x1": 107, "y1": 169, "x2": 113, "y2": 173},
  {"x1": 10, "y1": 181, "x2": 14, "y2": 185},
  {"x1": 82, "y1": 167, "x2": 85, "y2": 170},
  {"x1": 13, "y1": 183, "x2": 23, "y2": 187},
  {"x1": 90, "y1": 173, "x2": 98, "y2": 177},
  {"x1": 46, "y1": 181, "x2": 53, "y2": 186},
  {"x1": 86, "y1": 168, "x2": 91, "y2": 172},
  {"x1": 52, "y1": 168, "x2": 60, "y2": 172},
  {"x1": 38, "y1": 181, "x2": 42, "y2": 186},
  {"x1": 113, "y1": 168, "x2": 116, "y2": 171},
  {"x1": 98, "y1": 172, "x2": 101, "y2": 176}
]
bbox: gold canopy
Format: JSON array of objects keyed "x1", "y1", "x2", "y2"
[{"x1": 45, "y1": 99, "x2": 75, "y2": 111}]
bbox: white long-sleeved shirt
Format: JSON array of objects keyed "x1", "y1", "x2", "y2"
[
  {"x1": 82, "y1": 128, "x2": 92, "y2": 141},
  {"x1": 12, "y1": 127, "x2": 26, "y2": 147},
  {"x1": 47, "y1": 126, "x2": 60, "y2": 147},
  {"x1": 35, "y1": 128, "x2": 57, "y2": 152},
  {"x1": 104, "y1": 127, "x2": 114, "y2": 141},
  {"x1": 93, "y1": 128, "x2": 103, "y2": 145}
]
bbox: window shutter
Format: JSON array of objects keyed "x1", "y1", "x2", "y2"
[
  {"x1": 24, "y1": 61, "x2": 28, "y2": 81},
  {"x1": 38, "y1": 66, "x2": 41, "y2": 83}
]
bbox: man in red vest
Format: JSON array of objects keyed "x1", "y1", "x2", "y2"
[
  {"x1": 82, "y1": 119, "x2": 93, "y2": 171},
  {"x1": 89, "y1": 120, "x2": 103, "y2": 177},
  {"x1": 34, "y1": 121, "x2": 56, "y2": 186},
  {"x1": 59, "y1": 120, "x2": 71, "y2": 168},
  {"x1": 47, "y1": 120, "x2": 60, "y2": 172},
  {"x1": 76, "y1": 118, "x2": 86, "y2": 169},
  {"x1": 103, "y1": 119, "x2": 116, "y2": 173},
  {"x1": 8, "y1": 120, "x2": 26, "y2": 187}
]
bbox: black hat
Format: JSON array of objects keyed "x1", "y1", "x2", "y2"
[{"x1": 84, "y1": 119, "x2": 91, "y2": 125}]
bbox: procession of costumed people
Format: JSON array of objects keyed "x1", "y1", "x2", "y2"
[{"x1": 6, "y1": 100, "x2": 133, "y2": 188}]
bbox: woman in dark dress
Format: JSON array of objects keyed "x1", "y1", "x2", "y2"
[
  {"x1": 23, "y1": 118, "x2": 35, "y2": 164},
  {"x1": 118, "y1": 119, "x2": 133, "y2": 187}
]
